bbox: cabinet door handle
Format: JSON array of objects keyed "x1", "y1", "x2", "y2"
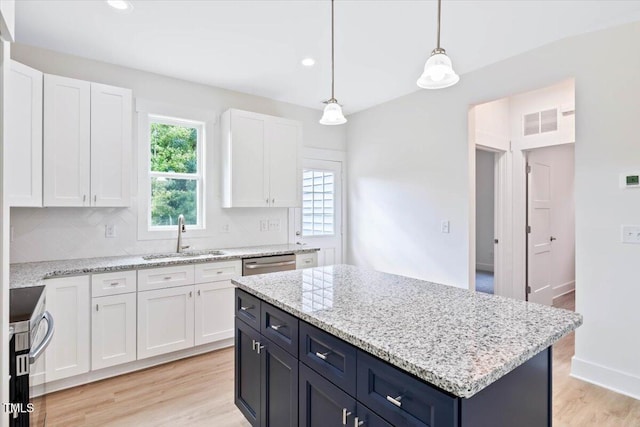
[
  {"x1": 342, "y1": 408, "x2": 352, "y2": 425},
  {"x1": 257, "y1": 343, "x2": 265, "y2": 354},
  {"x1": 266, "y1": 198, "x2": 269, "y2": 204},
  {"x1": 240, "y1": 305, "x2": 254, "y2": 311},
  {"x1": 354, "y1": 417, "x2": 364, "y2": 427},
  {"x1": 272, "y1": 198, "x2": 275, "y2": 204},
  {"x1": 197, "y1": 290, "x2": 201, "y2": 296},
  {"x1": 96, "y1": 304, "x2": 99, "y2": 312},
  {"x1": 270, "y1": 324, "x2": 284, "y2": 331},
  {"x1": 386, "y1": 394, "x2": 404, "y2": 407},
  {"x1": 94, "y1": 195, "x2": 97, "y2": 203},
  {"x1": 189, "y1": 291, "x2": 193, "y2": 298},
  {"x1": 252, "y1": 339, "x2": 257, "y2": 351},
  {"x1": 83, "y1": 194, "x2": 86, "y2": 202},
  {"x1": 315, "y1": 351, "x2": 332, "y2": 360}
]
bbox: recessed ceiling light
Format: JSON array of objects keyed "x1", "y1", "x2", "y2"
[
  {"x1": 301, "y1": 58, "x2": 316, "y2": 67},
  {"x1": 106, "y1": 0, "x2": 133, "y2": 12}
]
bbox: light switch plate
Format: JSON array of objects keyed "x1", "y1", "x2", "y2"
[
  {"x1": 622, "y1": 225, "x2": 640, "y2": 244},
  {"x1": 105, "y1": 224, "x2": 117, "y2": 238},
  {"x1": 220, "y1": 224, "x2": 231, "y2": 233}
]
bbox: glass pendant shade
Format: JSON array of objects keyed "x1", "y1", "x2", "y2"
[
  {"x1": 417, "y1": 51, "x2": 460, "y2": 89},
  {"x1": 319, "y1": 100, "x2": 347, "y2": 125}
]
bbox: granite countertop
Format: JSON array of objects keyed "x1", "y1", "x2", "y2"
[
  {"x1": 232, "y1": 264, "x2": 583, "y2": 399},
  {"x1": 10, "y1": 244, "x2": 318, "y2": 289}
]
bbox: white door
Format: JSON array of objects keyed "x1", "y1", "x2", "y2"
[
  {"x1": 137, "y1": 286, "x2": 195, "y2": 359},
  {"x1": 527, "y1": 151, "x2": 553, "y2": 305},
  {"x1": 229, "y1": 110, "x2": 269, "y2": 207},
  {"x1": 194, "y1": 281, "x2": 235, "y2": 346},
  {"x1": 90, "y1": 83, "x2": 132, "y2": 207},
  {"x1": 267, "y1": 119, "x2": 301, "y2": 207},
  {"x1": 91, "y1": 293, "x2": 136, "y2": 370},
  {"x1": 45, "y1": 276, "x2": 91, "y2": 381},
  {"x1": 7, "y1": 61, "x2": 43, "y2": 207},
  {"x1": 43, "y1": 74, "x2": 91, "y2": 206},
  {"x1": 292, "y1": 159, "x2": 343, "y2": 266}
]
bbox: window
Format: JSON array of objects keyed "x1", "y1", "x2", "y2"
[
  {"x1": 302, "y1": 169, "x2": 335, "y2": 236},
  {"x1": 147, "y1": 115, "x2": 204, "y2": 230}
]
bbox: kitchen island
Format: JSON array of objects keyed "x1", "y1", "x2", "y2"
[{"x1": 232, "y1": 264, "x2": 582, "y2": 427}]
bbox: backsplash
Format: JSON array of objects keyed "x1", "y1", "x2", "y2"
[{"x1": 10, "y1": 200, "x2": 289, "y2": 263}]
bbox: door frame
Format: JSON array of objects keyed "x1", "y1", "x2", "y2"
[{"x1": 288, "y1": 148, "x2": 347, "y2": 263}]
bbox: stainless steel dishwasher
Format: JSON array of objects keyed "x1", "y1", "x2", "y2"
[{"x1": 242, "y1": 254, "x2": 297, "y2": 276}]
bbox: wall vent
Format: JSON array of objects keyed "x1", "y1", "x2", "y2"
[{"x1": 523, "y1": 108, "x2": 558, "y2": 136}]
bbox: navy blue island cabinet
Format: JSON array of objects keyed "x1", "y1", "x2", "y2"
[{"x1": 235, "y1": 289, "x2": 552, "y2": 427}]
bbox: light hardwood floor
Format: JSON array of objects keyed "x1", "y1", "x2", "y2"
[{"x1": 42, "y1": 291, "x2": 639, "y2": 426}]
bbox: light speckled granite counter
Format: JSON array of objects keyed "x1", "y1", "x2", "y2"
[
  {"x1": 232, "y1": 264, "x2": 582, "y2": 398},
  {"x1": 10, "y1": 244, "x2": 318, "y2": 289}
]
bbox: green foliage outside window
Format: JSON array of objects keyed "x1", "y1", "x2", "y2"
[{"x1": 150, "y1": 122, "x2": 199, "y2": 226}]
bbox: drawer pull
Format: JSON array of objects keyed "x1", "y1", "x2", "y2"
[
  {"x1": 163, "y1": 276, "x2": 172, "y2": 280},
  {"x1": 386, "y1": 394, "x2": 404, "y2": 407},
  {"x1": 305, "y1": 258, "x2": 312, "y2": 263},
  {"x1": 240, "y1": 305, "x2": 255, "y2": 311},
  {"x1": 342, "y1": 408, "x2": 352, "y2": 425},
  {"x1": 216, "y1": 271, "x2": 223, "y2": 274},
  {"x1": 270, "y1": 324, "x2": 285, "y2": 331},
  {"x1": 315, "y1": 351, "x2": 332, "y2": 360},
  {"x1": 110, "y1": 282, "x2": 120, "y2": 286}
]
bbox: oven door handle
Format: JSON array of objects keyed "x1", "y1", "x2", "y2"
[
  {"x1": 29, "y1": 311, "x2": 54, "y2": 365},
  {"x1": 245, "y1": 260, "x2": 296, "y2": 269}
]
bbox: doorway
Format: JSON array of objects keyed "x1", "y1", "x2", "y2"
[
  {"x1": 475, "y1": 149, "x2": 497, "y2": 294},
  {"x1": 526, "y1": 144, "x2": 575, "y2": 305},
  {"x1": 290, "y1": 158, "x2": 343, "y2": 266}
]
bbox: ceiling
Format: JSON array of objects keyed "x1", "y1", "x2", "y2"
[{"x1": 14, "y1": 1, "x2": 640, "y2": 114}]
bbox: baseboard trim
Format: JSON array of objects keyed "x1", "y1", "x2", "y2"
[
  {"x1": 552, "y1": 280, "x2": 575, "y2": 300},
  {"x1": 476, "y1": 263, "x2": 494, "y2": 273},
  {"x1": 571, "y1": 356, "x2": 640, "y2": 400},
  {"x1": 32, "y1": 338, "x2": 234, "y2": 397}
]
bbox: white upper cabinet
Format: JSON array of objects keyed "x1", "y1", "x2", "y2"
[
  {"x1": 43, "y1": 74, "x2": 132, "y2": 207},
  {"x1": 91, "y1": 83, "x2": 132, "y2": 207},
  {"x1": 6, "y1": 61, "x2": 43, "y2": 207},
  {"x1": 221, "y1": 109, "x2": 301, "y2": 208},
  {"x1": 43, "y1": 74, "x2": 91, "y2": 207}
]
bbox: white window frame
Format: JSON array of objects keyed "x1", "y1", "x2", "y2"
[{"x1": 137, "y1": 99, "x2": 215, "y2": 240}]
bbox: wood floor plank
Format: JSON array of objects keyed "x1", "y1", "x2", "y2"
[{"x1": 42, "y1": 292, "x2": 639, "y2": 426}]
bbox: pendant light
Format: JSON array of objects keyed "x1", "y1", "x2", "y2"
[
  {"x1": 416, "y1": 0, "x2": 459, "y2": 89},
  {"x1": 320, "y1": 0, "x2": 347, "y2": 125}
]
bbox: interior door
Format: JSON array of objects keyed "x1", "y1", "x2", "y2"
[
  {"x1": 527, "y1": 150, "x2": 553, "y2": 305},
  {"x1": 292, "y1": 159, "x2": 343, "y2": 266}
]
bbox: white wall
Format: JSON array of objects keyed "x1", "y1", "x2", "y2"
[
  {"x1": 9, "y1": 44, "x2": 346, "y2": 263},
  {"x1": 347, "y1": 21, "x2": 640, "y2": 398},
  {"x1": 475, "y1": 150, "x2": 494, "y2": 272}
]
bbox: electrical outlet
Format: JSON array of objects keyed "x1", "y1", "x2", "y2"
[
  {"x1": 622, "y1": 225, "x2": 640, "y2": 244},
  {"x1": 220, "y1": 224, "x2": 231, "y2": 233},
  {"x1": 260, "y1": 220, "x2": 269, "y2": 232},
  {"x1": 105, "y1": 224, "x2": 117, "y2": 238},
  {"x1": 441, "y1": 220, "x2": 450, "y2": 234},
  {"x1": 268, "y1": 219, "x2": 281, "y2": 232}
]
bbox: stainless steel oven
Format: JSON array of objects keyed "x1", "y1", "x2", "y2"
[
  {"x1": 242, "y1": 254, "x2": 297, "y2": 276},
  {"x1": 9, "y1": 286, "x2": 54, "y2": 427}
]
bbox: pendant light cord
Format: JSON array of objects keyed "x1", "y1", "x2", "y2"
[
  {"x1": 331, "y1": 0, "x2": 335, "y2": 100},
  {"x1": 436, "y1": 0, "x2": 441, "y2": 49}
]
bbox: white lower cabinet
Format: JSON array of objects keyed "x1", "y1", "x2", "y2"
[
  {"x1": 45, "y1": 276, "x2": 91, "y2": 381},
  {"x1": 194, "y1": 281, "x2": 235, "y2": 346},
  {"x1": 91, "y1": 293, "x2": 137, "y2": 370},
  {"x1": 137, "y1": 285, "x2": 195, "y2": 359}
]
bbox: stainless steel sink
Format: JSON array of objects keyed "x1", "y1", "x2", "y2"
[{"x1": 142, "y1": 250, "x2": 226, "y2": 261}]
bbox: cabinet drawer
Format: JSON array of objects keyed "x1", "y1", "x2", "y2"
[
  {"x1": 91, "y1": 270, "x2": 136, "y2": 297},
  {"x1": 299, "y1": 321, "x2": 357, "y2": 396},
  {"x1": 357, "y1": 351, "x2": 458, "y2": 427},
  {"x1": 261, "y1": 303, "x2": 298, "y2": 356},
  {"x1": 137, "y1": 265, "x2": 195, "y2": 291},
  {"x1": 296, "y1": 252, "x2": 317, "y2": 269},
  {"x1": 235, "y1": 289, "x2": 261, "y2": 331},
  {"x1": 195, "y1": 260, "x2": 241, "y2": 284}
]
